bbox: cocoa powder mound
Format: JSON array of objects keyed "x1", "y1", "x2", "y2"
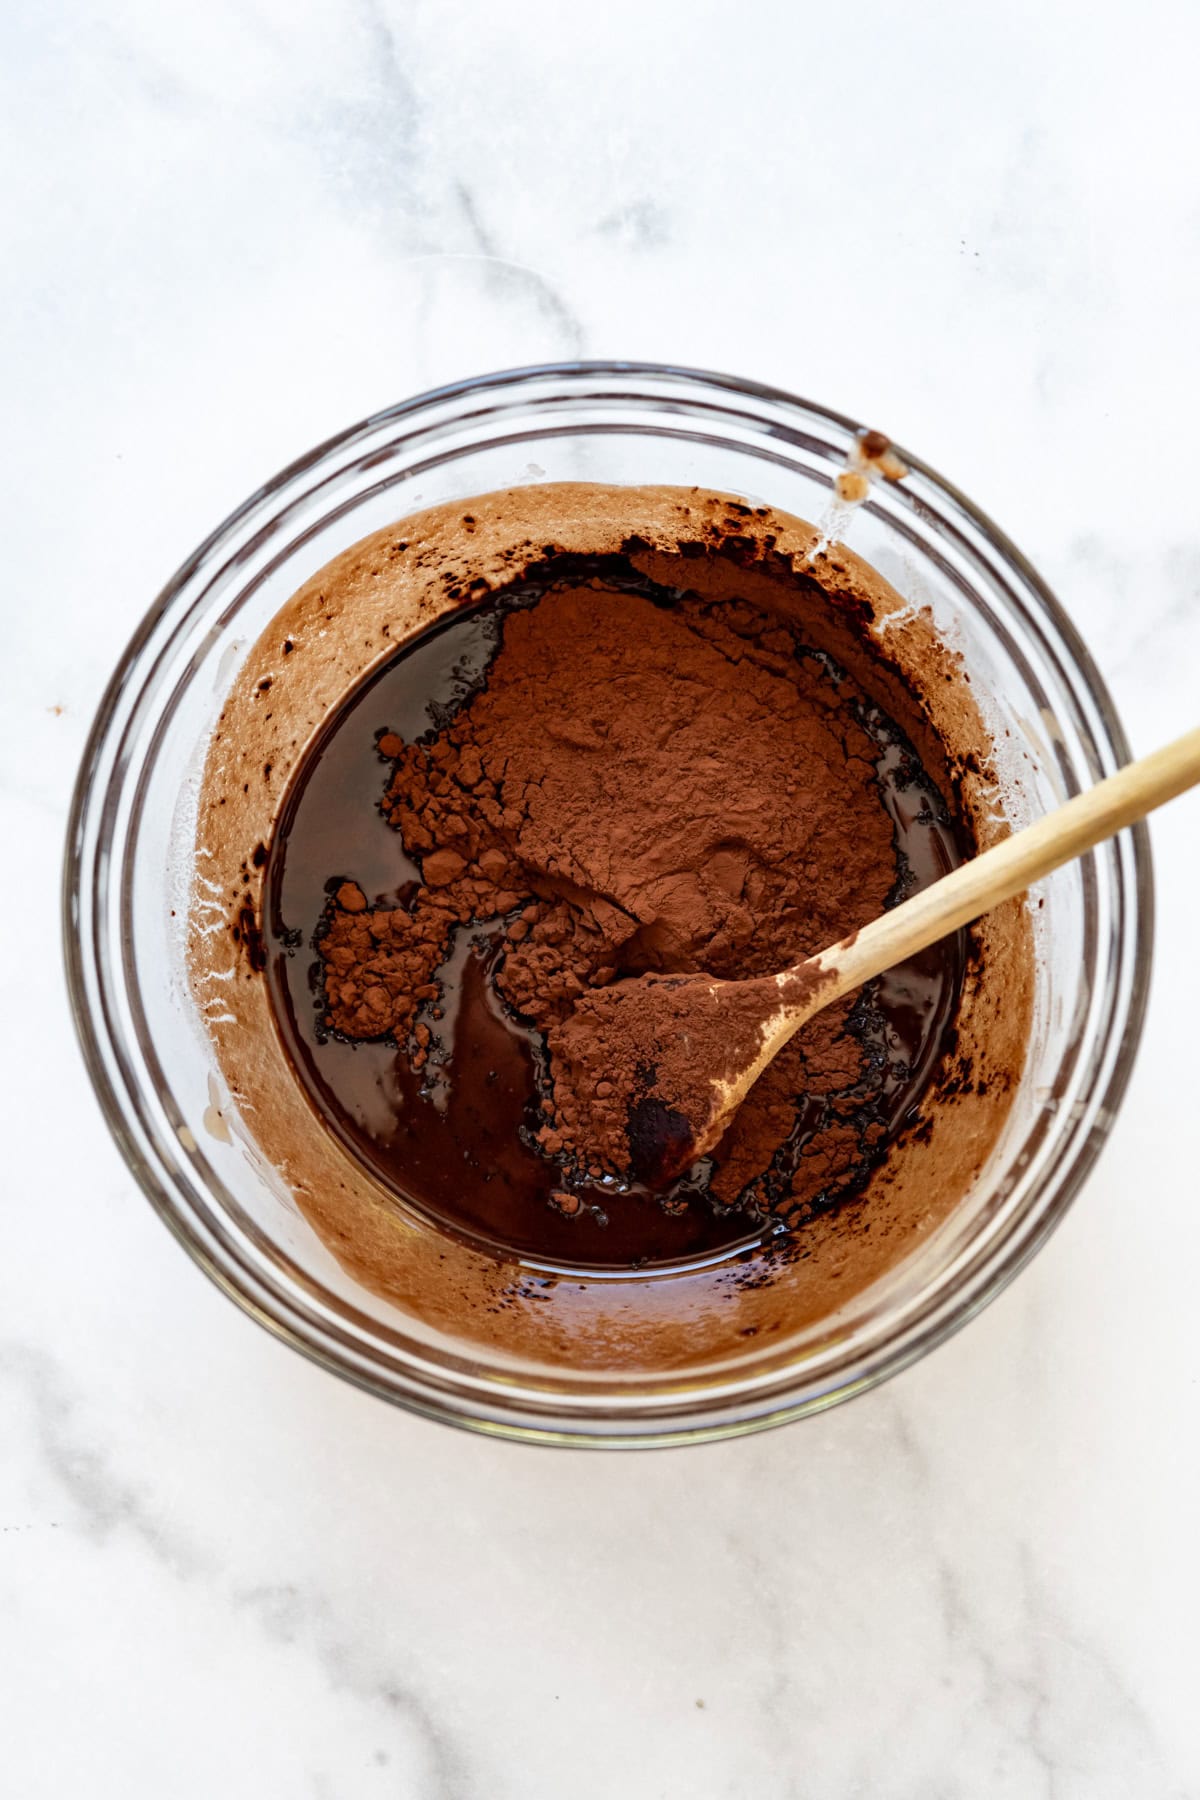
[{"x1": 318, "y1": 572, "x2": 914, "y2": 1220}]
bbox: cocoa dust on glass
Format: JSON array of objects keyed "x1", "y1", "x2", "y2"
[{"x1": 264, "y1": 551, "x2": 969, "y2": 1271}]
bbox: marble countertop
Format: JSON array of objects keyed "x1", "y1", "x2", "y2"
[{"x1": 5, "y1": 2, "x2": 1199, "y2": 1794}]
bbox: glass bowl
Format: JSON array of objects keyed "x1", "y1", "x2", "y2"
[{"x1": 63, "y1": 363, "x2": 1152, "y2": 1446}]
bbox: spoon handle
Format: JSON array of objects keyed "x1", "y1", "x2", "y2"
[{"x1": 810, "y1": 723, "x2": 1200, "y2": 1006}]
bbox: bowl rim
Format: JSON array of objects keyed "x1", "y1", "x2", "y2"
[{"x1": 62, "y1": 359, "x2": 1155, "y2": 1447}]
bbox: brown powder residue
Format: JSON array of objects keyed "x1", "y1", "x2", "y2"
[{"x1": 319, "y1": 578, "x2": 911, "y2": 1218}]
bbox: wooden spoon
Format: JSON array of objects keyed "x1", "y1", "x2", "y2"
[{"x1": 551, "y1": 725, "x2": 1200, "y2": 1186}]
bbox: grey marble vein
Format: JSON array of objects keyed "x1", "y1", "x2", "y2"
[
  {"x1": 452, "y1": 178, "x2": 585, "y2": 355},
  {"x1": 2, "y1": 1339, "x2": 473, "y2": 1792},
  {"x1": 858, "y1": 1392, "x2": 1171, "y2": 1797},
  {"x1": 595, "y1": 198, "x2": 672, "y2": 249},
  {"x1": 0, "y1": 1340, "x2": 208, "y2": 1580},
  {"x1": 324, "y1": 0, "x2": 424, "y2": 230},
  {"x1": 293, "y1": 0, "x2": 587, "y2": 356},
  {"x1": 236, "y1": 1580, "x2": 473, "y2": 1798}
]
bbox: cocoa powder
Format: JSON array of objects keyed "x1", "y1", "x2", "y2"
[
  {"x1": 316, "y1": 562, "x2": 960, "y2": 1224},
  {"x1": 545, "y1": 962, "x2": 837, "y2": 1187}
]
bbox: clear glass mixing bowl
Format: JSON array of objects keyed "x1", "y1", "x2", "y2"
[{"x1": 63, "y1": 363, "x2": 1152, "y2": 1445}]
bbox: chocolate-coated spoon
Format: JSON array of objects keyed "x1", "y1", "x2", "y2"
[{"x1": 552, "y1": 725, "x2": 1200, "y2": 1187}]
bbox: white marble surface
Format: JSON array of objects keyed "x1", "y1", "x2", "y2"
[{"x1": 4, "y1": 2, "x2": 1199, "y2": 1793}]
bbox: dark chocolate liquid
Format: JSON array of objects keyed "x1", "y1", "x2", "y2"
[{"x1": 264, "y1": 565, "x2": 967, "y2": 1274}]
